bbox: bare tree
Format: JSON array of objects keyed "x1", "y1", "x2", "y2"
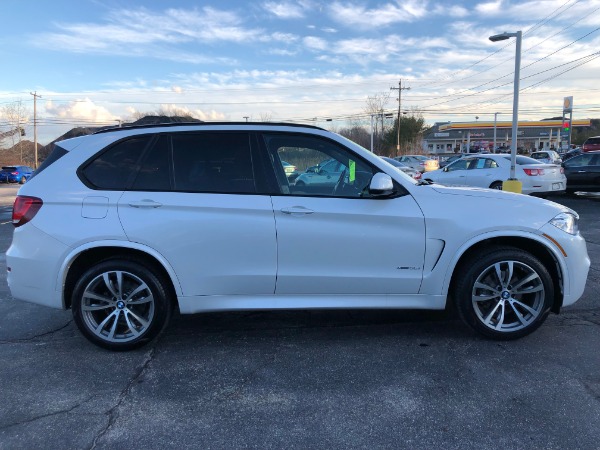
[
  {"x1": 364, "y1": 92, "x2": 391, "y2": 154},
  {"x1": 259, "y1": 112, "x2": 272, "y2": 122},
  {"x1": 1, "y1": 101, "x2": 30, "y2": 163}
]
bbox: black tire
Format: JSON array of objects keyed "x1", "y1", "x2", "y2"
[
  {"x1": 489, "y1": 181, "x2": 503, "y2": 190},
  {"x1": 72, "y1": 259, "x2": 173, "y2": 351},
  {"x1": 453, "y1": 246, "x2": 553, "y2": 340},
  {"x1": 19, "y1": 176, "x2": 26, "y2": 184}
]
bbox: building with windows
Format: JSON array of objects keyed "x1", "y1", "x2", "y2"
[{"x1": 422, "y1": 119, "x2": 591, "y2": 155}]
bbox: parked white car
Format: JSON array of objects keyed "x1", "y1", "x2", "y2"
[
  {"x1": 7, "y1": 123, "x2": 589, "y2": 350},
  {"x1": 424, "y1": 154, "x2": 567, "y2": 195},
  {"x1": 530, "y1": 150, "x2": 562, "y2": 165}
]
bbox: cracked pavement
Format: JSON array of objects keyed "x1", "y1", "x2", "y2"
[{"x1": 0, "y1": 185, "x2": 599, "y2": 449}]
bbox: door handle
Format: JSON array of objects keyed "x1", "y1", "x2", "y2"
[
  {"x1": 128, "y1": 200, "x2": 163, "y2": 208},
  {"x1": 281, "y1": 206, "x2": 314, "y2": 215}
]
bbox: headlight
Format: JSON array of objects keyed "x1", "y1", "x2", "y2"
[{"x1": 549, "y1": 212, "x2": 579, "y2": 235}]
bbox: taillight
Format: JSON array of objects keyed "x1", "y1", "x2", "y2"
[
  {"x1": 523, "y1": 168, "x2": 545, "y2": 176},
  {"x1": 12, "y1": 196, "x2": 43, "y2": 227},
  {"x1": 413, "y1": 172, "x2": 422, "y2": 180},
  {"x1": 560, "y1": 167, "x2": 564, "y2": 174},
  {"x1": 11, "y1": 172, "x2": 19, "y2": 175}
]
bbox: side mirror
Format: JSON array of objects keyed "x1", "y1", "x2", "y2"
[{"x1": 369, "y1": 173, "x2": 394, "y2": 197}]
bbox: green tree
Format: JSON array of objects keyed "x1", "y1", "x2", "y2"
[{"x1": 381, "y1": 112, "x2": 427, "y2": 157}]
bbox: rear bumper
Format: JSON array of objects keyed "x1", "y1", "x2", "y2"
[{"x1": 6, "y1": 224, "x2": 68, "y2": 309}]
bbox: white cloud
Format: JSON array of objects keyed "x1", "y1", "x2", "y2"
[
  {"x1": 44, "y1": 98, "x2": 118, "y2": 123},
  {"x1": 33, "y1": 6, "x2": 268, "y2": 61},
  {"x1": 303, "y1": 36, "x2": 328, "y2": 51},
  {"x1": 328, "y1": 0, "x2": 428, "y2": 28},
  {"x1": 263, "y1": 1, "x2": 306, "y2": 19},
  {"x1": 475, "y1": 0, "x2": 503, "y2": 16}
]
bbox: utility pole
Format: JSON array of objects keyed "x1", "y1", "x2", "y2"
[
  {"x1": 30, "y1": 91, "x2": 42, "y2": 168},
  {"x1": 390, "y1": 79, "x2": 410, "y2": 156}
]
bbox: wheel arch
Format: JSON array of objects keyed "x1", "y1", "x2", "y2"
[
  {"x1": 60, "y1": 242, "x2": 182, "y2": 310},
  {"x1": 447, "y1": 235, "x2": 565, "y2": 313}
]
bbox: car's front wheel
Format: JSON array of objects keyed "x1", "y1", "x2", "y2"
[
  {"x1": 72, "y1": 259, "x2": 173, "y2": 351},
  {"x1": 453, "y1": 246, "x2": 553, "y2": 340}
]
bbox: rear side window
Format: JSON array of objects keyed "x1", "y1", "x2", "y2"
[
  {"x1": 81, "y1": 136, "x2": 152, "y2": 189},
  {"x1": 171, "y1": 132, "x2": 256, "y2": 193},
  {"x1": 28, "y1": 145, "x2": 68, "y2": 181}
]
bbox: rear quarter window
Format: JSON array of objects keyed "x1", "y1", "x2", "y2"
[
  {"x1": 28, "y1": 145, "x2": 69, "y2": 182},
  {"x1": 79, "y1": 136, "x2": 152, "y2": 190}
]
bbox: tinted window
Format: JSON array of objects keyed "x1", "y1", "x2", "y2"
[
  {"x1": 29, "y1": 145, "x2": 68, "y2": 181},
  {"x1": 171, "y1": 132, "x2": 256, "y2": 194},
  {"x1": 564, "y1": 153, "x2": 597, "y2": 167},
  {"x1": 81, "y1": 136, "x2": 152, "y2": 189},
  {"x1": 131, "y1": 135, "x2": 171, "y2": 191},
  {"x1": 447, "y1": 159, "x2": 471, "y2": 171},
  {"x1": 585, "y1": 137, "x2": 600, "y2": 145}
]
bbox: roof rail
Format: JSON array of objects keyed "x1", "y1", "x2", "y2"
[{"x1": 93, "y1": 121, "x2": 325, "y2": 135}]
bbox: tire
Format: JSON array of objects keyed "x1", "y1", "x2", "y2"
[
  {"x1": 489, "y1": 181, "x2": 503, "y2": 190},
  {"x1": 19, "y1": 176, "x2": 26, "y2": 184},
  {"x1": 72, "y1": 259, "x2": 173, "y2": 351},
  {"x1": 453, "y1": 246, "x2": 553, "y2": 340}
]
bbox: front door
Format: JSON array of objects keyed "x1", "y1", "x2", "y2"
[{"x1": 262, "y1": 132, "x2": 425, "y2": 295}]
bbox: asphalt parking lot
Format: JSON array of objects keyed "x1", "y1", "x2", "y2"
[{"x1": 0, "y1": 184, "x2": 599, "y2": 449}]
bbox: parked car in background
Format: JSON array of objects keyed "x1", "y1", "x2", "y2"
[
  {"x1": 562, "y1": 151, "x2": 600, "y2": 193},
  {"x1": 294, "y1": 158, "x2": 344, "y2": 188},
  {"x1": 530, "y1": 150, "x2": 562, "y2": 165},
  {"x1": 380, "y1": 157, "x2": 422, "y2": 179},
  {"x1": 561, "y1": 148, "x2": 583, "y2": 162},
  {"x1": 0, "y1": 165, "x2": 34, "y2": 184},
  {"x1": 281, "y1": 161, "x2": 296, "y2": 175},
  {"x1": 582, "y1": 136, "x2": 600, "y2": 152},
  {"x1": 424, "y1": 154, "x2": 566, "y2": 196},
  {"x1": 394, "y1": 155, "x2": 439, "y2": 172},
  {"x1": 6, "y1": 123, "x2": 589, "y2": 350}
]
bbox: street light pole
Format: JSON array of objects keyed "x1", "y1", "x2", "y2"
[
  {"x1": 489, "y1": 30, "x2": 522, "y2": 193},
  {"x1": 493, "y1": 112, "x2": 499, "y2": 152}
]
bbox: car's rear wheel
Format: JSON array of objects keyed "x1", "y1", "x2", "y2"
[
  {"x1": 19, "y1": 176, "x2": 26, "y2": 184},
  {"x1": 489, "y1": 181, "x2": 503, "y2": 190},
  {"x1": 453, "y1": 246, "x2": 553, "y2": 340},
  {"x1": 72, "y1": 259, "x2": 173, "y2": 351}
]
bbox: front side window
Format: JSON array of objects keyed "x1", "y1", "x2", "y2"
[
  {"x1": 171, "y1": 132, "x2": 256, "y2": 194},
  {"x1": 263, "y1": 133, "x2": 376, "y2": 198},
  {"x1": 446, "y1": 159, "x2": 471, "y2": 171}
]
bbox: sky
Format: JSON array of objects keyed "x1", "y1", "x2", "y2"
[{"x1": 1, "y1": 0, "x2": 599, "y2": 145}]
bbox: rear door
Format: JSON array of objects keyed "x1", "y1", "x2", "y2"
[{"x1": 117, "y1": 132, "x2": 277, "y2": 297}]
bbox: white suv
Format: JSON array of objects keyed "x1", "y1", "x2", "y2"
[{"x1": 7, "y1": 123, "x2": 590, "y2": 350}]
